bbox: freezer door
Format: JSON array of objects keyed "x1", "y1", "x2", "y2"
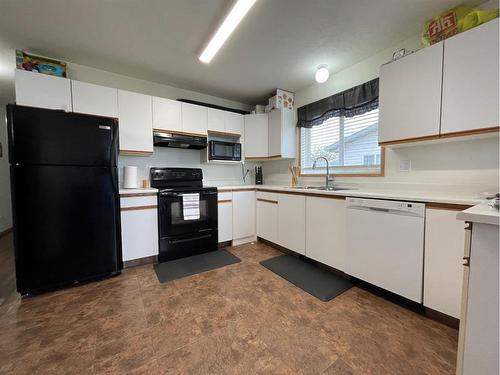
[
  {"x1": 11, "y1": 165, "x2": 122, "y2": 295},
  {"x1": 7, "y1": 104, "x2": 118, "y2": 166}
]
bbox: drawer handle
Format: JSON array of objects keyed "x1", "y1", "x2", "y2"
[
  {"x1": 463, "y1": 256, "x2": 470, "y2": 267},
  {"x1": 257, "y1": 198, "x2": 278, "y2": 204}
]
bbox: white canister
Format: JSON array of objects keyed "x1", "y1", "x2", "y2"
[{"x1": 123, "y1": 166, "x2": 138, "y2": 189}]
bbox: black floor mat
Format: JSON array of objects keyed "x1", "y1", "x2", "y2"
[
  {"x1": 260, "y1": 254, "x2": 352, "y2": 302},
  {"x1": 154, "y1": 250, "x2": 241, "y2": 283}
]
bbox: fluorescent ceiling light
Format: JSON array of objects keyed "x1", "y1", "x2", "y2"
[{"x1": 199, "y1": 0, "x2": 257, "y2": 64}]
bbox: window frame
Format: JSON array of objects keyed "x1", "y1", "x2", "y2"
[{"x1": 298, "y1": 111, "x2": 385, "y2": 177}]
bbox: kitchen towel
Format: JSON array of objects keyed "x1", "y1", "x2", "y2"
[{"x1": 183, "y1": 193, "x2": 200, "y2": 220}]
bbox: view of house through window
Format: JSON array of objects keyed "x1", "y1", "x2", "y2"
[{"x1": 300, "y1": 108, "x2": 381, "y2": 175}]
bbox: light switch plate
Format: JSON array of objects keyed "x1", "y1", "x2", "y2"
[{"x1": 399, "y1": 160, "x2": 411, "y2": 172}]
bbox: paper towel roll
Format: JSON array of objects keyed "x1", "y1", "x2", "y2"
[{"x1": 123, "y1": 166, "x2": 138, "y2": 189}]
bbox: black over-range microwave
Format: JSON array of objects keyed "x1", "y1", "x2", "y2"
[{"x1": 208, "y1": 140, "x2": 242, "y2": 161}]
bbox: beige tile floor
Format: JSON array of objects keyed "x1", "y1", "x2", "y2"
[{"x1": 0, "y1": 241, "x2": 458, "y2": 374}]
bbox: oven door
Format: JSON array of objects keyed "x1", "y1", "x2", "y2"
[{"x1": 158, "y1": 190, "x2": 218, "y2": 238}]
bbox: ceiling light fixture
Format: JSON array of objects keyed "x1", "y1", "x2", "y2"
[
  {"x1": 199, "y1": 0, "x2": 257, "y2": 64},
  {"x1": 315, "y1": 64, "x2": 330, "y2": 83}
]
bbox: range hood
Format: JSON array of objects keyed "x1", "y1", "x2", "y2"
[{"x1": 153, "y1": 131, "x2": 207, "y2": 150}]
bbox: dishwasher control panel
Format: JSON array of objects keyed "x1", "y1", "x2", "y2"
[{"x1": 346, "y1": 197, "x2": 425, "y2": 217}]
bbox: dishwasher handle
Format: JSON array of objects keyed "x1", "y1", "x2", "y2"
[{"x1": 368, "y1": 207, "x2": 390, "y2": 213}]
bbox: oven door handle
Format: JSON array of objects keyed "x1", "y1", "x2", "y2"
[
  {"x1": 160, "y1": 191, "x2": 217, "y2": 197},
  {"x1": 168, "y1": 234, "x2": 212, "y2": 244}
]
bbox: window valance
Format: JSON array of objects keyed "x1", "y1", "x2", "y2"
[{"x1": 297, "y1": 78, "x2": 379, "y2": 128}]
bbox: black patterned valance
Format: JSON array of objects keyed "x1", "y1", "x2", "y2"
[{"x1": 297, "y1": 78, "x2": 379, "y2": 128}]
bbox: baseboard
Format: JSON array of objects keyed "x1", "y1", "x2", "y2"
[
  {"x1": 123, "y1": 255, "x2": 158, "y2": 268},
  {"x1": 232, "y1": 236, "x2": 257, "y2": 246},
  {"x1": 424, "y1": 307, "x2": 460, "y2": 329},
  {"x1": 218, "y1": 241, "x2": 232, "y2": 248},
  {"x1": 0, "y1": 227, "x2": 13, "y2": 239}
]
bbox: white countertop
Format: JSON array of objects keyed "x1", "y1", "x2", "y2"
[
  {"x1": 215, "y1": 184, "x2": 486, "y2": 206},
  {"x1": 119, "y1": 188, "x2": 158, "y2": 196},
  {"x1": 457, "y1": 202, "x2": 500, "y2": 226}
]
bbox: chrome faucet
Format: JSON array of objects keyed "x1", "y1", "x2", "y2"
[{"x1": 312, "y1": 157, "x2": 334, "y2": 188}]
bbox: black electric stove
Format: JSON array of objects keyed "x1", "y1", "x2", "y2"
[{"x1": 151, "y1": 168, "x2": 218, "y2": 263}]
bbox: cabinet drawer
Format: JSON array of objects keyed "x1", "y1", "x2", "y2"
[
  {"x1": 256, "y1": 191, "x2": 278, "y2": 202},
  {"x1": 218, "y1": 192, "x2": 233, "y2": 202},
  {"x1": 120, "y1": 196, "x2": 157, "y2": 209}
]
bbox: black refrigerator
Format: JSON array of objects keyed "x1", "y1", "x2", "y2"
[{"x1": 7, "y1": 104, "x2": 123, "y2": 296}]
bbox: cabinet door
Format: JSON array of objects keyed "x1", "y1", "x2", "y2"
[
  {"x1": 256, "y1": 192, "x2": 278, "y2": 243},
  {"x1": 207, "y1": 108, "x2": 226, "y2": 133},
  {"x1": 218, "y1": 192, "x2": 233, "y2": 242},
  {"x1": 232, "y1": 190, "x2": 256, "y2": 240},
  {"x1": 277, "y1": 193, "x2": 305, "y2": 254},
  {"x1": 152, "y1": 97, "x2": 182, "y2": 132},
  {"x1": 268, "y1": 109, "x2": 282, "y2": 157},
  {"x1": 71, "y1": 80, "x2": 118, "y2": 118},
  {"x1": 120, "y1": 196, "x2": 158, "y2": 262},
  {"x1": 118, "y1": 90, "x2": 153, "y2": 154},
  {"x1": 378, "y1": 42, "x2": 443, "y2": 143},
  {"x1": 225, "y1": 112, "x2": 244, "y2": 136},
  {"x1": 15, "y1": 69, "x2": 72, "y2": 111},
  {"x1": 424, "y1": 208, "x2": 465, "y2": 318},
  {"x1": 244, "y1": 114, "x2": 268, "y2": 158},
  {"x1": 281, "y1": 108, "x2": 296, "y2": 158},
  {"x1": 306, "y1": 196, "x2": 346, "y2": 271},
  {"x1": 441, "y1": 19, "x2": 499, "y2": 134},
  {"x1": 182, "y1": 102, "x2": 207, "y2": 135}
]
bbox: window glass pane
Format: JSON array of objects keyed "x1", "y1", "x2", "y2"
[{"x1": 300, "y1": 108, "x2": 381, "y2": 174}]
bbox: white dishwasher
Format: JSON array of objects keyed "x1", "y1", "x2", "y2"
[{"x1": 345, "y1": 197, "x2": 425, "y2": 303}]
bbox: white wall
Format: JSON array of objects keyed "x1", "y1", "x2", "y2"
[
  {"x1": 0, "y1": 107, "x2": 12, "y2": 232},
  {"x1": 264, "y1": 21, "x2": 499, "y2": 195},
  {"x1": 119, "y1": 148, "x2": 257, "y2": 188}
]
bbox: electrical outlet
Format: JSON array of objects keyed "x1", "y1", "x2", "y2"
[{"x1": 399, "y1": 160, "x2": 411, "y2": 172}]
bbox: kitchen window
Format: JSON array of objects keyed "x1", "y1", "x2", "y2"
[{"x1": 300, "y1": 108, "x2": 383, "y2": 176}]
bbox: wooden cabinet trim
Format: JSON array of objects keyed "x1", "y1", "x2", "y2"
[
  {"x1": 231, "y1": 188, "x2": 256, "y2": 192},
  {"x1": 426, "y1": 202, "x2": 472, "y2": 211},
  {"x1": 257, "y1": 198, "x2": 278, "y2": 204},
  {"x1": 121, "y1": 205, "x2": 158, "y2": 212},
  {"x1": 120, "y1": 192, "x2": 157, "y2": 197},
  {"x1": 120, "y1": 149, "x2": 153, "y2": 156},
  {"x1": 207, "y1": 130, "x2": 241, "y2": 137},
  {"x1": 379, "y1": 127, "x2": 499, "y2": 146},
  {"x1": 218, "y1": 199, "x2": 232, "y2": 203},
  {"x1": 153, "y1": 128, "x2": 208, "y2": 138},
  {"x1": 246, "y1": 154, "x2": 282, "y2": 160}
]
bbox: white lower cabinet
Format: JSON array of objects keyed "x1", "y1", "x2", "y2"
[
  {"x1": 232, "y1": 190, "x2": 256, "y2": 241},
  {"x1": 120, "y1": 196, "x2": 158, "y2": 262},
  {"x1": 256, "y1": 192, "x2": 278, "y2": 243},
  {"x1": 277, "y1": 193, "x2": 305, "y2": 254},
  {"x1": 217, "y1": 192, "x2": 233, "y2": 243},
  {"x1": 424, "y1": 208, "x2": 465, "y2": 318},
  {"x1": 305, "y1": 196, "x2": 346, "y2": 271}
]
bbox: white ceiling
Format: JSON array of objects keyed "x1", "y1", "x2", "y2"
[{"x1": 0, "y1": 0, "x2": 480, "y2": 105}]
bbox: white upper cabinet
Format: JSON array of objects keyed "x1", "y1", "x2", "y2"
[
  {"x1": 268, "y1": 108, "x2": 296, "y2": 158},
  {"x1": 71, "y1": 80, "x2": 118, "y2": 118},
  {"x1": 441, "y1": 19, "x2": 499, "y2": 134},
  {"x1": 181, "y1": 102, "x2": 207, "y2": 135},
  {"x1": 277, "y1": 193, "x2": 305, "y2": 255},
  {"x1": 378, "y1": 41, "x2": 443, "y2": 144},
  {"x1": 225, "y1": 111, "x2": 244, "y2": 135},
  {"x1": 244, "y1": 114, "x2": 269, "y2": 158},
  {"x1": 305, "y1": 196, "x2": 346, "y2": 271},
  {"x1": 118, "y1": 89, "x2": 153, "y2": 154},
  {"x1": 152, "y1": 97, "x2": 182, "y2": 132},
  {"x1": 15, "y1": 69, "x2": 72, "y2": 111},
  {"x1": 207, "y1": 108, "x2": 226, "y2": 133}
]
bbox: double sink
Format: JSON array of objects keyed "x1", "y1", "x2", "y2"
[{"x1": 288, "y1": 186, "x2": 355, "y2": 191}]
